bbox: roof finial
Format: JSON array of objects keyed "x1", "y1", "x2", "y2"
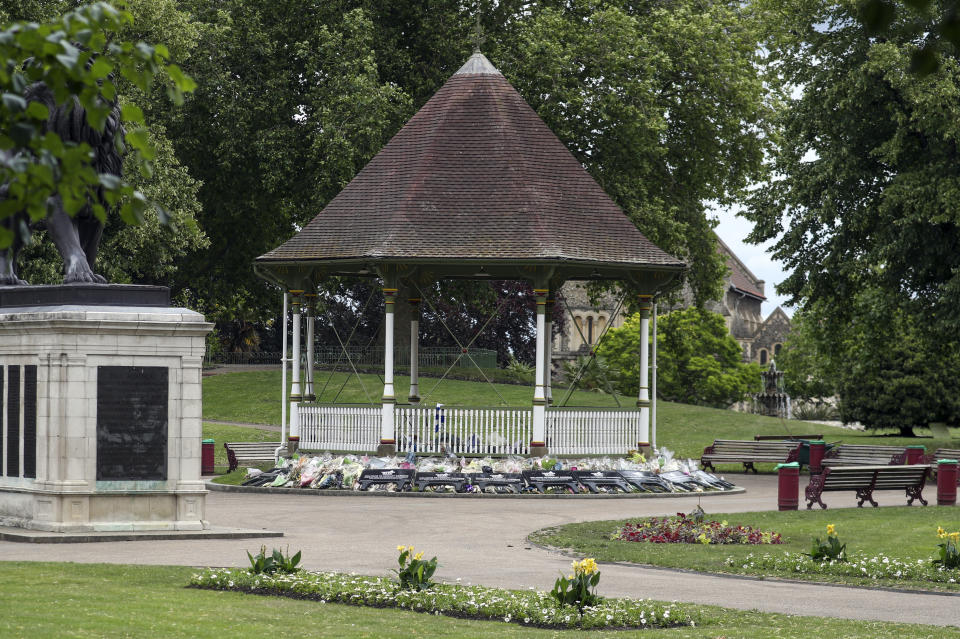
[{"x1": 473, "y1": 9, "x2": 484, "y2": 54}]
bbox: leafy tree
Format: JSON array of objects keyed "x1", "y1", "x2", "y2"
[
  {"x1": 834, "y1": 302, "x2": 960, "y2": 435},
  {"x1": 782, "y1": 293, "x2": 960, "y2": 435},
  {"x1": 166, "y1": 2, "x2": 410, "y2": 335},
  {"x1": 0, "y1": 2, "x2": 195, "y2": 247},
  {"x1": 501, "y1": 0, "x2": 772, "y2": 305},
  {"x1": 775, "y1": 309, "x2": 838, "y2": 404},
  {"x1": 600, "y1": 308, "x2": 762, "y2": 408},
  {"x1": 857, "y1": 0, "x2": 960, "y2": 74},
  {"x1": 747, "y1": 0, "x2": 960, "y2": 343},
  {"x1": 166, "y1": 0, "x2": 767, "y2": 349}
]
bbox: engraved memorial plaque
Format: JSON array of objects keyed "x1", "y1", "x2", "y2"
[
  {"x1": 23, "y1": 366, "x2": 36, "y2": 478},
  {"x1": 6, "y1": 365, "x2": 19, "y2": 477},
  {"x1": 96, "y1": 366, "x2": 168, "y2": 481}
]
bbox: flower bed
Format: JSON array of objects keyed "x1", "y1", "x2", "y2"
[
  {"x1": 614, "y1": 513, "x2": 782, "y2": 545},
  {"x1": 726, "y1": 552, "x2": 960, "y2": 584},
  {"x1": 189, "y1": 568, "x2": 696, "y2": 630}
]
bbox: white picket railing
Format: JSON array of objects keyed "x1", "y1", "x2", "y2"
[
  {"x1": 298, "y1": 404, "x2": 380, "y2": 452},
  {"x1": 546, "y1": 408, "x2": 640, "y2": 455},
  {"x1": 297, "y1": 404, "x2": 640, "y2": 456},
  {"x1": 395, "y1": 406, "x2": 531, "y2": 456}
]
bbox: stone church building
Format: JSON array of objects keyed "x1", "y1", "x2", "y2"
[{"x1": 553, "y1": 235, "x2": 791, "y2": 365}]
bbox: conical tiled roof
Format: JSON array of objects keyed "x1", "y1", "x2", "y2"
[{"x1": 256, "y1": 53, "x2": 684, "y2": 278}]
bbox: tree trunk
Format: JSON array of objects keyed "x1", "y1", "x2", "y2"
[{"x1": 898, "y1": 425, "x2": 915, "y2": 437}]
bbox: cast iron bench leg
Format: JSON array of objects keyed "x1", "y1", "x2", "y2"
[
  {"x1": 856, "y1": 487, "x2": 878, "y2": 508},
  {"x1": 906, "y1": 486, "x2": 927, "y2": 506},
  {"x1": 805, "y1": 473, "x2": 827, "y2": 509}
]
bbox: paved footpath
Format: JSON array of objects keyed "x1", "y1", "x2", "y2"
[{"x1": 1, "y1": 473, "x2": 957, "y2": 627}]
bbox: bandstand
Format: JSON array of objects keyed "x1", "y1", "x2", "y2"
[{"x1": 254, "y1": 52, "x2": 685, "y2": 458}]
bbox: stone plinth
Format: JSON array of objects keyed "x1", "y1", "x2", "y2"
[{"x1": 0, "y1": 286, "x2": 212, "y2": 532}]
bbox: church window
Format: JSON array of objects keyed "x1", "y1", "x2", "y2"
[
  {"x1": 759, "y1": 349, "x2": 768, "y2": 365},
  {"x1": 774, "y1": 343, "x2": 782, "y2": 357},
  {"x1": 587, "y1": 316, "x2": 594, "y2": 344}
]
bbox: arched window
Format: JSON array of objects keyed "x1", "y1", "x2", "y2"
[
  {"x1": 759, "y1": 349, "x2": 768, "y2": 365},
  {"x1": 587, "y1": 316, "x2": 594, "y2": 345},
  {"x1": 774, "y1": 343, "x2": 782, "y2": 357},
  {"x1": 574, "y1": 316, "x2": 584, "y2": 348}
]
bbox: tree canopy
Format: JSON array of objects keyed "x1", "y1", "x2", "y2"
[
  {"x1": 6, "y1": 1, "x2": 772, "y2": 360},
  {"x1": 747, "y1": 0, "x2": 960, "y2": 345},
  {"x1": 167, "y1": 0, "x2": 771, "y2": 339},
  {"x1": 0, "y1": 1, "x2": 195, "y2": 248}
]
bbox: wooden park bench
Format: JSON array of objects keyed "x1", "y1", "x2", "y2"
[
  {"x1": 821, "y1": 444, "x2": 907, "y2": 468},
  {"x1": 929, "y1": 447, "x2": 960, "y2": 462},
  {"x1": 925, "y1": 449, "x2": 960, "y2": 483},
  {"x1": 701, "y1": 439, "x2": 800, "y2": 473},
  {"x1": 754, "y1": 434, "x2": 822, "y2": 441},
  {"x1": 225, "y1": 441, "x2": 281, "y2": 472},
  {"x1": 804, "y1": 464, "x2": 930, "y2": 509}
]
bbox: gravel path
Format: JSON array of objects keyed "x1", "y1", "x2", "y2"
[{"x1": 1, "y1": 473, "x2": 957, "y2": 627}]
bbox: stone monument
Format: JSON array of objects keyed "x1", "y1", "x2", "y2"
[{"x1": 0, "y1": 284, "x2": 212, "y2": 532}]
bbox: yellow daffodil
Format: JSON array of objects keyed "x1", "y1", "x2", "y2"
[
  {"x1": 397, "y1": 545, "x2": 406, "y2": 552},
  {"x1": 950, "y1": 532, "x2": 960, "y2": 544},
  {"x1": 414, "y1": 552, "x2": 424, "y2": 560},
  {"x1": 826, "y1": 524, "x2": 836, "y2": 536},
  {"x1": 938, "y1": 527, "x2": 947, "y2": 539},
  {"x1": 573, "y1": 557, "x2": 599, "y2": 576}
]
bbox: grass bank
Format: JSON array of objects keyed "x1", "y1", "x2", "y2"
[
  {"x1": 529, "y1": 506, "x2": 960, "y2": 592},
  {"x1": 0, "y1": 562, "x2": 954, "y2": 638},
  {"x1": 203, "y1": 370, "x2": 959, "y2": 464}
]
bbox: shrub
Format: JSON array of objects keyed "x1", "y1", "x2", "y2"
[
  {"x1": 934, "y1": 528, "x2": 960, "y2": 569},
  {"x1": 805, "y1": 524, "x2": 846, "y2": 562},
  {"x1": 550, "y1": 558, "x2": 601, "y2": 615},
  {"x1": 614, "y1": 513, "x2": 782, "y2": 545},
  {"x1": 247, "y1": 546, "x2": 302, "y2": 574},
  {"x1": 395, "y1": 545, "x2": 438, "y2": 591}
]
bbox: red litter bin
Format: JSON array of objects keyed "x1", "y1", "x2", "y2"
[
  {"x1": 808, "y1": 440, "x2": 826, "y2": 474},
  {"x1": 906, "y1": 445, "x2": 926, "y2": 465},
  {"x1": 201, "y1": 438, "x2": 215, "y2": 475},
  {"x1": 937, "y1": 459, "x2": 958, "y2": 506},
  {"x1": 776, "y1": 462, "x2": 800, "y2": 511}
]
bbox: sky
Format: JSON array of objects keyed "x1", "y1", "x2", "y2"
[{"x1": 712, "y1": 205, "x2": 794, "y2": 318}]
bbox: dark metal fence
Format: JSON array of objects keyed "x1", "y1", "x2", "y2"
[{"x1": 205, "y1": 346, "x2": 497, "y2": 369}]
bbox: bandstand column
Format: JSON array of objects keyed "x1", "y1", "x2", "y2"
[
  {"x1": 288, "y1": 290, "x2": 303, "y2": 452},
  {"x1": 408, "y1": 297, "x2": 421, "y2": 404},
  {"x1": 636, "y1": 294, "x2": 652, "y2": 455},
  {"x1": 304, "y1": 293, "x2": 316, "y2": 401},
  {"x1": 544, "y1": 295, "x2": 554, "y2": 405},
  {"x1": 378, "y1": 285, "x2": 398, "y2": 455},
  {"x1": 531, "y1": 288, "x2": 548, "y2": 456}
]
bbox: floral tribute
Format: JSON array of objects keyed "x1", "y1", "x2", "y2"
[{"x1": 614, "y1": 513, "x2": 782, "y2": 545}]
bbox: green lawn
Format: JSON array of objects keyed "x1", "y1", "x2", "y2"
[
  {"x1": 203, "y1": 370, "x2": 960, "y2": 464},
  {"x1": 529, "y1": 506, "x2": 960, "y2": 592},
  {"x1": 201, "y1": 422, "x2": 279, "y2": 472},
  {"x1": 0, "y1": 562, "x2": 954, "y2": 638}
]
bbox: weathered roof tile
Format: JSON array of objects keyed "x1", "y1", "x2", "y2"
[{"x1": 257, "y1": 53, "x2": 683, "y2": 269}]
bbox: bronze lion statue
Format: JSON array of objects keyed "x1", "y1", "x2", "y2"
[{"x1": 0, "y1": 81, "x2": 123, "y2": 285}]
